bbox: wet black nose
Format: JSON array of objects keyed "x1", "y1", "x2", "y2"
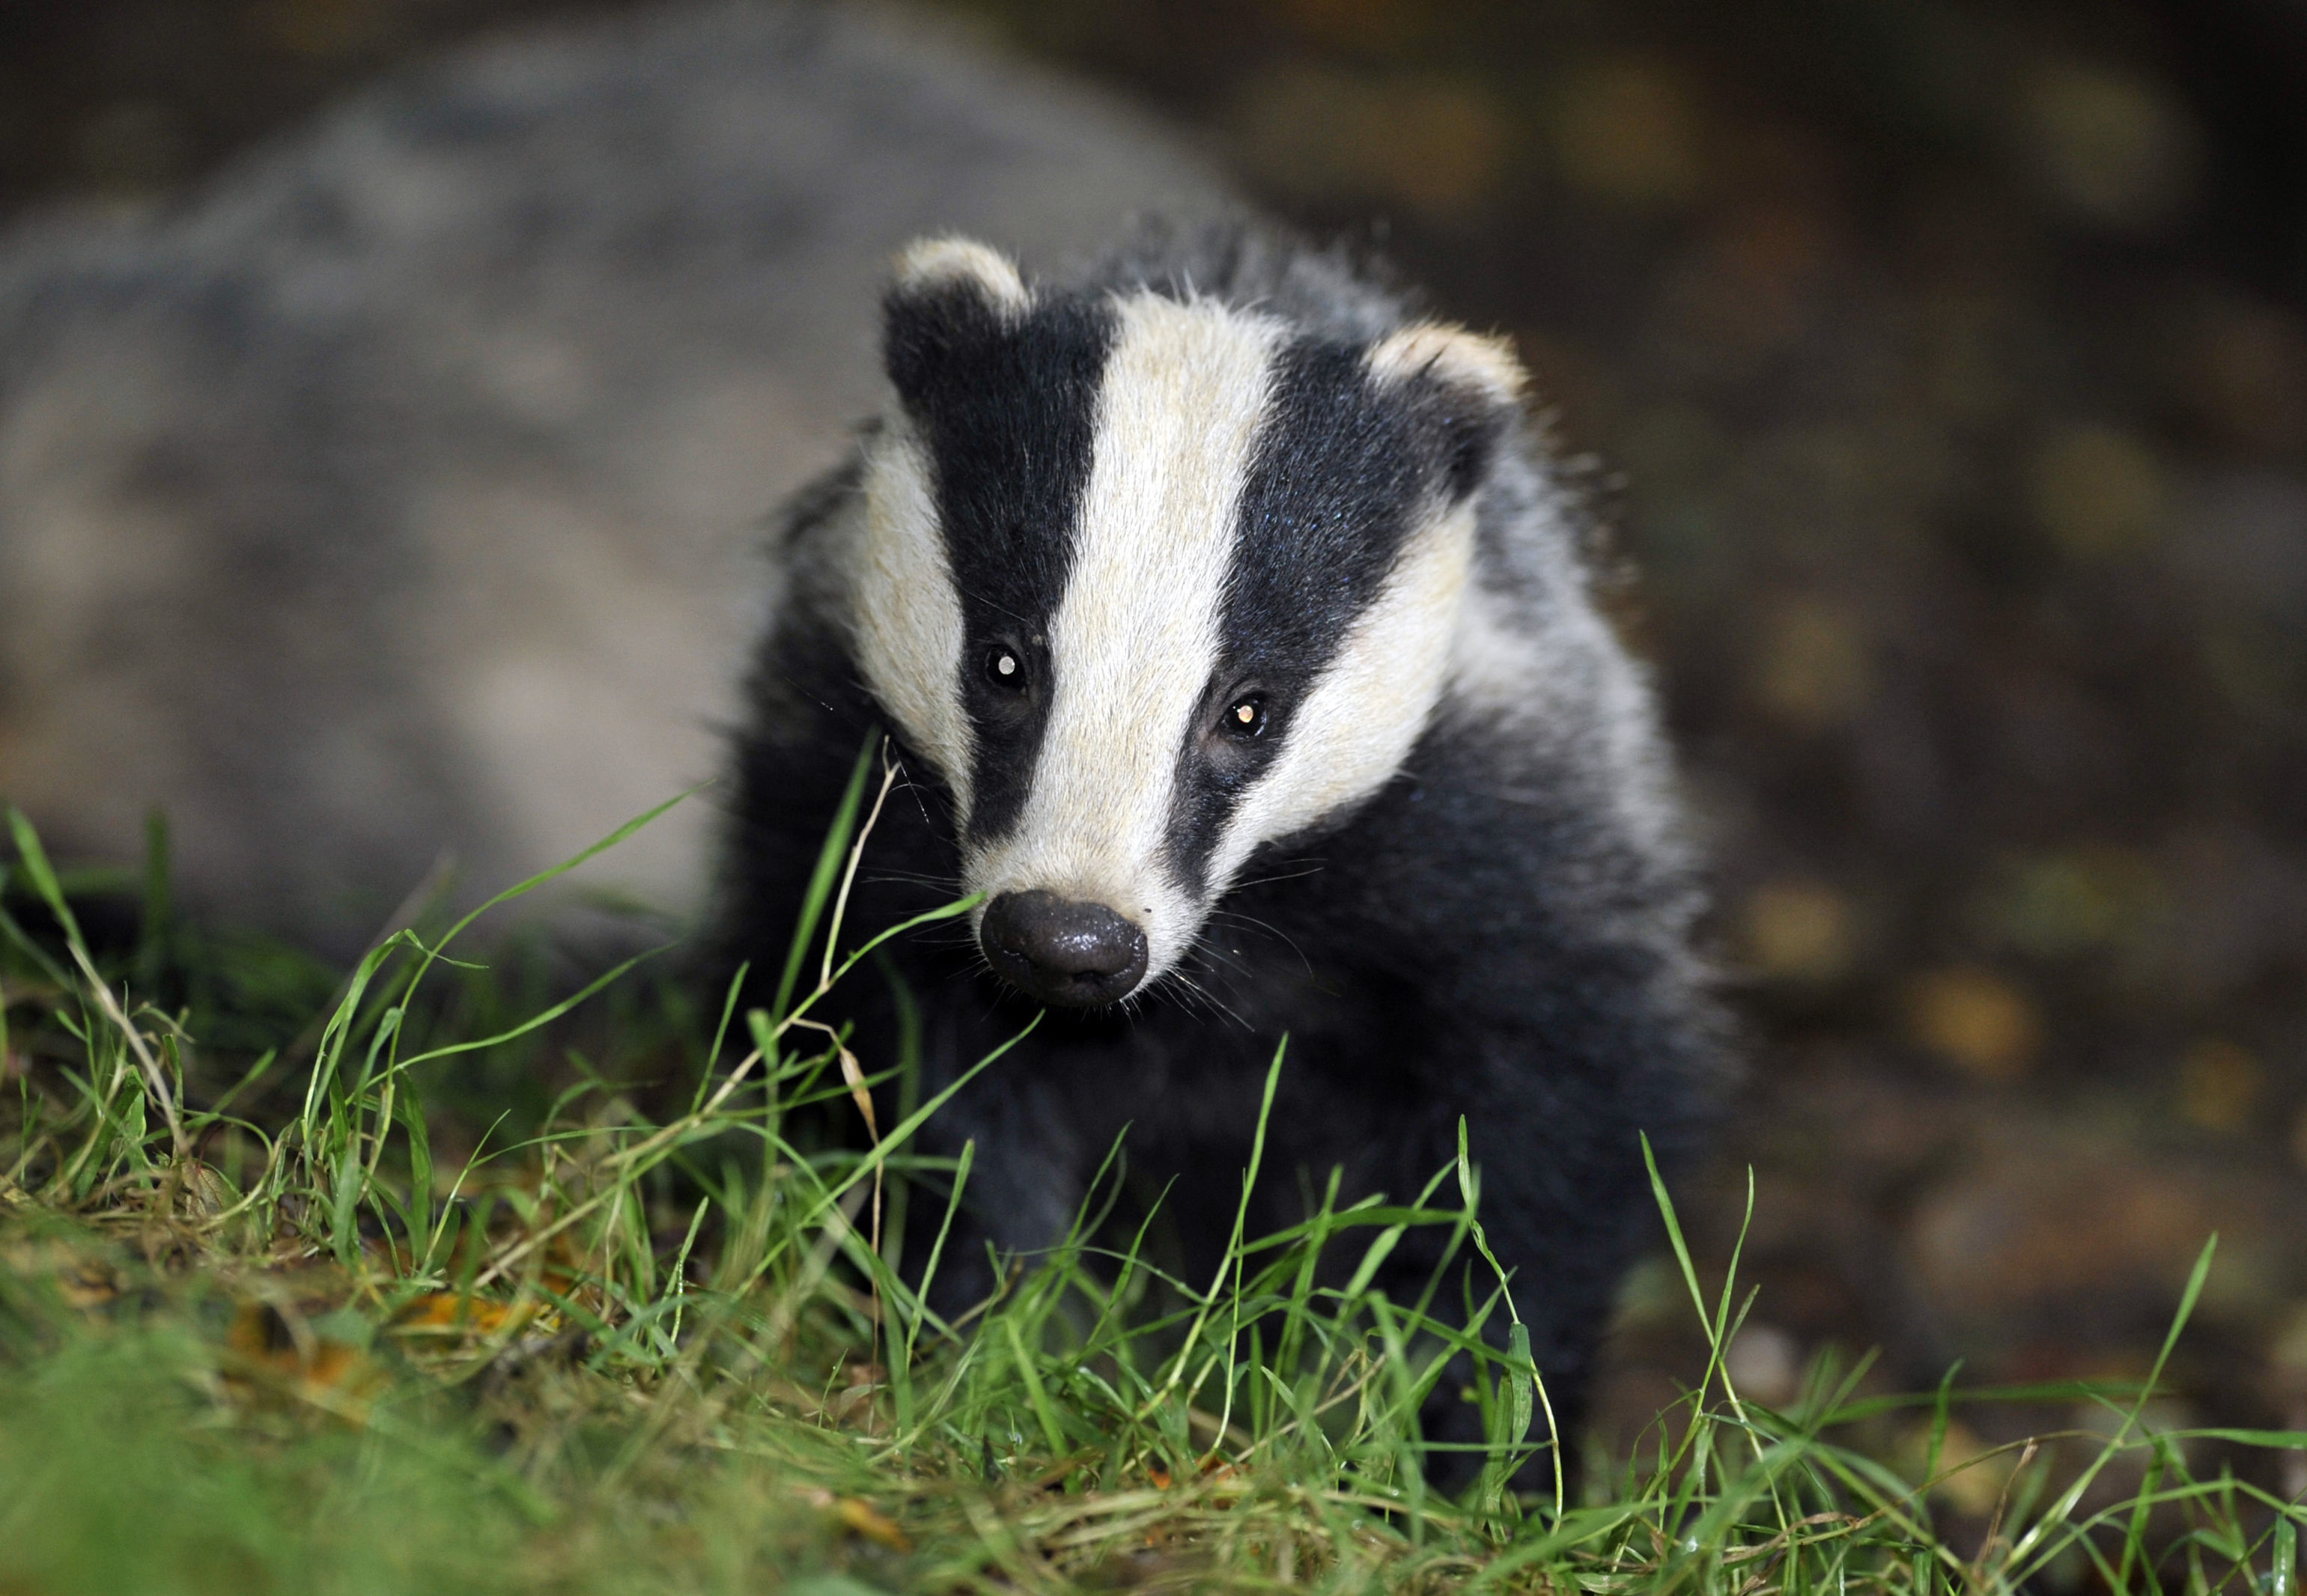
[{"x1": 979, "y1": 891, "x2": 1149, "y2": 1008}]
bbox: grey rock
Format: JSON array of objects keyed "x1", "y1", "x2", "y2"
[{"x1": 0, "y1": 0, "x2": 1230, "y2": 954}]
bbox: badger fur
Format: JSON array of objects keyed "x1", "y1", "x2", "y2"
[{"x1": 719, "y1": 223, "x2": 1720, "y2": 1460}]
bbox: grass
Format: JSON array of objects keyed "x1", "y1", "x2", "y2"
[{"x1": 4, "y1": 782, "x2": 2306, "y2": 1595}]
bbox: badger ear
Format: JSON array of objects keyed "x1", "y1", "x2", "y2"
[
  {"x1": 1367, "y1": 323, "x2": 1528, "y2": 499},
  {"x1": 884, "y1": 237, "x2": 1030, "y2": 415},
  {"x1": 890, "y1": 237, "x2": 1030, "y2": 317},
  {"x1": 1367, "y1": 323, "x2": 1527, "y2": 406}
]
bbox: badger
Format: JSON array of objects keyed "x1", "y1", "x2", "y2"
[{"x1": 718, "y1": 222, "x2": 1721, "y2": 1461}]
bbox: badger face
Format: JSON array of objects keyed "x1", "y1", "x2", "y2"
[{"x1": 848, "y1": 238, "x2": 1527, "y2": 1008}]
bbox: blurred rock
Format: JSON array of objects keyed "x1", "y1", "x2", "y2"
[
  {"x1": 1919, "y1": 1420, "x2": 2013, "y2": 1517},
  {"x1": 1607, "y1": 1253, "x2": 1689, "y2": 1335},
  {"x1": 1724, "y1": 1321, "x2": 1802, "y2": 1408}
]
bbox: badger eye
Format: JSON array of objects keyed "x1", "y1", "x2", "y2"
[
  {"x1": 983, "y1": 645, "x2": 1027, "y2": 692},
  {"x1": 1221, "y1": 694, "x2": 1268, "y2": 739}
]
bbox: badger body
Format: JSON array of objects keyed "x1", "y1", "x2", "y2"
[{"x1": 720, "y1": 224, "x2": 1717, "y2": 1452}]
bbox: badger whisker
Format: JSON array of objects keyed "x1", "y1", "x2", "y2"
[
  {"x1": 1163, "y1": 966, "x2": 1253, "y2": 1033},
  {"x1": 1226, "y1": 861, "x2": 1328, "y2": 892}
]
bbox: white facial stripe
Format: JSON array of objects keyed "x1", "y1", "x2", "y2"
[
  {"x1": 964, "y1": 292, "x2": 1284, "y2": 981},
  {"x1": 852, "y1": 423, "x2": 973, "y2": 817},
  {"x1": 1209, "y1": 496, "x2": 1477, "y2": 888}
]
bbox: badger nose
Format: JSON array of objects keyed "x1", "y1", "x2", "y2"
[{"x1": 979, "y1": 891, "x2": 1149, "y2": 1008}]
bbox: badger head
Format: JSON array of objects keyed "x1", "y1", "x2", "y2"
[{"x1": 848, "y1": 237, "x2": 1527, "y2": 1008}]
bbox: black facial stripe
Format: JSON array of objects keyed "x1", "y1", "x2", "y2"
[
  {"x1": 884, "y1": 284, "x2": 1116, "y2": 840},
  {"x1": 1164, "y1": 338, "x2": 1442, "y2": 895}
]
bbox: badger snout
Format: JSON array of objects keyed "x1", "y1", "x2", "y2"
[{"x1": 980, "y1": 890, "x2": 1149, "y2": 1008}]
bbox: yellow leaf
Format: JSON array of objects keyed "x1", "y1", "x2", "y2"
[
  {"x1": 393, "y1": 1291, "x2": 533, "y2": 1337},
  {"x1": 833, "y1": 1498, "x2": 910, "y2": 1552}
]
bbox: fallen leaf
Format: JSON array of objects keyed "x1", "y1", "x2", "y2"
[
  {"x1": 58, "y1": 1259, "x2": 122, "y2": 1312},
  {"x1": 225, "y1": 1302, "x2": 383, "y2": 1418},
  {"x1": 1905, "y1": 966, "x2": 2040, "y2": 1082},
  {"x1": 1742, "y1": 879, "x2": 1855, "y2": 982},
  {"x1": 833, "y1": 1497, "x2": 910, "y2": 1552},
  {"x1": 393, "y1": 1291, "x2": 535, "y2": 1338},
  {"x1": 1198, "y1": 1457, "x2": 1247, "y2": 1502},
  {"x1": 2178, "y1": 1038, "x2": 2261, "y2": 1131}
]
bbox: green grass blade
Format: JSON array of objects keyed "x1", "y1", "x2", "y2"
[{"x1": 770, "y1": 732, "x2": 876, "y2": 1025}]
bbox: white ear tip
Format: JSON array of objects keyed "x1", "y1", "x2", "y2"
[
  {"x1": 1367, "y1": 323, "x2": 1528, "y2": 406},
  {"x1": 893, "y1": 237, "x2": 1030, "y2": 316}
]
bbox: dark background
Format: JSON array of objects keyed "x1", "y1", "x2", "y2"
[{"x1": 7, "y1": 0, "x2": 2307, "y2": 1486}]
